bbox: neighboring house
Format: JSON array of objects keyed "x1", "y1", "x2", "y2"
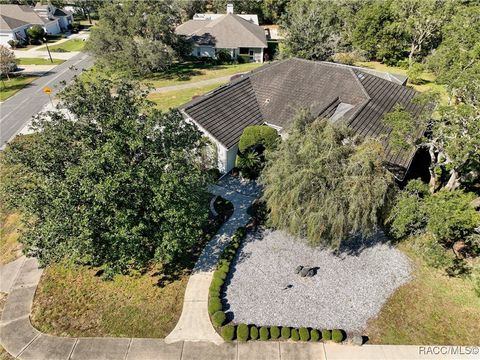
[
  {"x1": 0, "y1": 3, "x2": 73, "y2": 46},
  {"x1": 181, "y1": 58, "x2": 424, "y2": 181},
  {"x1": 175, "y1": 4, "x2": 267, "y2": 63}
]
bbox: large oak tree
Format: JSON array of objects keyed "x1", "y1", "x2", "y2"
[{"x1": 0, "y1": 79, "x2": 211, "y2": 275}]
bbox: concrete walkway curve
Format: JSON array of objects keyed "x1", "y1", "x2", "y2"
[{"x1": 165, "y1": 183, "x2": 258, "y2": 344}]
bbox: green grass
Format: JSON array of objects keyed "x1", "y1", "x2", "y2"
[
  {"x1": 148, "y1": 82, "x2": 227, "y2": 111},
  {"x1": 17, "y1": 58, "x2": 64, "y2": 65},
  {"x1": 31, "y1": 263, "x2": 189, "y2": 338},
  {"x1": 143, "y1": 62, "x2": 261, "y2": 88},
  {"x1": 37, "y1": 39, "x2": 86, "y2": 53},
  {"x1": 355, "y1": 61, "x2": 449, "y2": 104},
  {"x1": 0, "y1": 75, "x2": 38, "y2": 101},
  {"x1": 366, "y1": 235, "x2": 480, "y2": 345}
]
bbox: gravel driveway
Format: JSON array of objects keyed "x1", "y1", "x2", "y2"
[{"x1": 223, "y1": 229, "x2": 411, "y2": 332}]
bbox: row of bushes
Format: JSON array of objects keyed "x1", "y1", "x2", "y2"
[
  {"x1": 208, "y1": 226, "x2": 247, "y2": 320},
  {"x1": 220, "y1": 324, "x2": 345, "y2": 343},
  {"x1": 208, "y1": 227, "x2": 346, "y2": 343}
]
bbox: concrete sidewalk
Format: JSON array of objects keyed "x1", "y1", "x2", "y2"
[
  {"x1": 165, "y1": 182, "x2": 257, "y2": 344},
  {"x1": 150, "y1": 76, "x2": 232, "y2": 94}
]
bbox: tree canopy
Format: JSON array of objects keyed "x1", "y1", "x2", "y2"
[
  {"x1": 280, "y1": 0, "x2": 342, "y2": 60},
  {"x1": 261, "y1": 111, "x2": 394, "y2": 248},
  {"x1": 0, "y1": 79, "x2": 212, "y2": 276},
  {"x1": 86, "y1": 0, "x2": 191, "y2": 76}
]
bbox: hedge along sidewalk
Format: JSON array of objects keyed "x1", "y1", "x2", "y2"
[
  {"x1": 164, "y1": 182, "x2": 258, "y2": 344},
  {"x1": 208, "y1": 228, "x2": 348, "y2": 345}
]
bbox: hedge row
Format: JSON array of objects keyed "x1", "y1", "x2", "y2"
[
  {"x1": 220, "y1": 324, "x2": 346, "y2": 343},
  {"x1": 208, "y1": 227, "x2": 247, "y2": 326},
  {"x1": 208, "y1": 226, "x2": 346, "y2": 344}
]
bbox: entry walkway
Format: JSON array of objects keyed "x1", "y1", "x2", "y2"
[{"x1": 0, "y1": 177, "x2": 475, "y2": 359}]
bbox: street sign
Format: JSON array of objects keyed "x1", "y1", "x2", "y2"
[{"x1": 43, "y1": 86, "x2": 52, "y2": 95}]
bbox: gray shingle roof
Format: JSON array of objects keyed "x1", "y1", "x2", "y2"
[
  {"x1": 0, "y1": 14, "x2": 29, "y2": 30},
  {"x1": 176, "y1": 14, "x2": 267, "y2": 49},
  {"x1": 182, "y1": 58, "x2": 427, "y2": 180}
]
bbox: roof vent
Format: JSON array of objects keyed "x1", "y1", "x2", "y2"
[
  {"x1": 356, "y1": 72, "x2": 365, "y2": 80},
  {"x1": 264, "y1": 98, "x2": 270, "y2": 104}
]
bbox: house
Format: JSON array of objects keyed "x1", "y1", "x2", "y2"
[
  {"x1": 0, "y1": 3, "x2": 73, "y2": 46},
  {"x1": 180, "y1": 58, "x2": 425, "y2": 181},
  {"x1": 175, "y1": 4, "x2": 267, "y2": 63}
]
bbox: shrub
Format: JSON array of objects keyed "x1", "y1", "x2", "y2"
[
  {"x1": 310, "y1": 329, "x2": 320, "y2": 341},
  {"x1": 221, "y1": 324, "x2": 235, "y2": 341},
  {"x1": 250, "y1": 325, "x2": 259, "y2": 340},
  {"x1": 332, "y1": 51, "x2": 365, "y2": 65},
  {"x1": 208, "y1": 297, "x2": 222, "y2": 315},
  {"x1": 212, "y1": 311, "x2": 226, "y2": 327},
  {"x1": 26, "y1": 25, "x2": 45, "y2": 44},
  {"x1": 259, "y1": 327, "x2": 269, "y2": 340},
  {"x1": 211, "y1": 275, "x2": 224, "y2": 289},
  {"x1": 237, "y1": 323, "x2": 249, "y2": 341},
  {"x1": 322, "y1": 329, "x2": 331, "y2": 341},
  {"x1": 213, "y1": 269, "x2": 227, "y2": 281},
  {"x1": 270, "y1": 326, "x2": 280, "y2": 339},
  {"x1": 299, "y1": 327, "x2": 310, "y2": 341},
  {"x1": 216, "y1": 49, "x2": 232, "y2": 64},
  {"x1": 234, "y1": 226, "x2": 247, "y2": 239},
  {"x1": 238, "y1": 125, "x2": 279, "y2": 153},
  {"x1": 281, "y1": 326, "x2": 291, "y2": 339},
  {"x1": 425, "y1": 190, "x2": 480, "y2": 244},
  {"x1": 332, "y1": 329, "x2": 344, "y2": 343},
  {"x1": 407, "y1": 63, "x2": 424, "y2": 85},
  {"x1": 291, "y1": 328, "x2": 300, "y2": 341}
]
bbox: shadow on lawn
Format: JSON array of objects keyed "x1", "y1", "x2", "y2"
[{"x1": 146, "y1": 62, "x2": 231, "y2": 82}]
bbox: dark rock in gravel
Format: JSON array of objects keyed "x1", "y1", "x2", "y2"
[
  {"x1": 295, "y1": 265, "x2": 304, "y2": 274},
  {"x1": 306, "y1": 268, "x2": 316, "y2": 277}
]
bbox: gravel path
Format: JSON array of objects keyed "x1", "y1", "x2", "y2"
[{"x1": 223, "y1": 229, "x2": 411, "y2": 332}]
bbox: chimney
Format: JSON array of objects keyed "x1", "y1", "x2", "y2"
[{"x1": 226, "y1": 3, "x2": 234, "y2": 14}]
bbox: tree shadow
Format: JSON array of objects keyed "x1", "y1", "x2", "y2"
[{"x1": 334, "y1": 231, "x2": 390, "y2": 258}]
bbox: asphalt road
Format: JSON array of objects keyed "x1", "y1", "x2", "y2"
[{"x1": 0, "y1": 52, "x2": 94, "y2": 149}]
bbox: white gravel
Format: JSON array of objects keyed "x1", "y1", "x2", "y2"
[{"x1": 223, "y1": 229, "x2": 411, "y2": 332}]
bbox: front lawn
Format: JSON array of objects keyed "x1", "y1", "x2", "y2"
[
  {"x1": 365, "y1": 235, "x2": 480, "y2": 345},
  {"x1": 143, "y1": 62, "x2": 261, "y2": 88},
  {"x1": 17, "y1": 58, "x2": 64, "y2": 65},
  {"x1": 37, "y1": 39, "x2": 86, "y2": 52},
  {"x1": 0, "y1": 205, "x2": 22, "y2": 265},
  {"x1": 148, "y1": 81, "x2": 227, "y2": 111},
  {"x1": 31, "y1": 263, "x2": 189, "y2": 338},
  {"x1": 0, "y1": 75, "x2": 38, "y2": 101},
  {"x1": 30, "y1": 194, "x2": 233, "y2": 338}
]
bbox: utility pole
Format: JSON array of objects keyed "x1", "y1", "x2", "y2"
[{"x1": 44, "y1": 37, "x2": 53, "y2": 63}]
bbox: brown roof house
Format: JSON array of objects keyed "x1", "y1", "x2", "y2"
[
  {"x1": 175, "y1": 3, "x2": 267, "y2": 63},
  {"x1": 0, "y1": 2, "x2": 73, "y2": 47},
  {"x1": 181, "y1": 58, "x2": 425, "y2": 181}
]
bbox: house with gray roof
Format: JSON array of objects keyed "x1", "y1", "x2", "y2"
[
  {"x1": 175, "y1": 4, "x2": 267, "y2": 63},
  {"x1": 181, "y1": 58, "x2": 426, "y2": 181},
  {"x1": 0, "y1": 2, "x2": 73, "y2": 47}
]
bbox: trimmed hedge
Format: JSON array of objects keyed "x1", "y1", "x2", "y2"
[
  {"x1": 208, "y1": 297, "x2": 222, "y2": 315},
  {"x1": 270, "y1": 326, "x2": 280, "y2": 339},
  {"x1": 332, "y1": 329, "x2": 344, "y2": 343},
  {"x1": 238, "y1": 125, "x2": 279, "y2": 153},
  {"x1": 237, "y1": 323, "x2": 249, "y2": 341},
  {"x1": 250, "y1": 325, "x2": 259, "y2": 340},
  {"x1": 310, "y1": 329, "x2": 320, "y2": 342},
  {"x1": 259, "y1": 327, "x2": 269, "y2": 341},
  {"x1": 291, "y1": 328, "x2": 300, "y2": 341},
  {"x1": 221, "y1": 325, "x2": 235, "y2": 341},
  {"x1": 299, "y1": 327, "x2": 310, "y2": 341},
  {"x1": 322, "y1": 329, "x2": 332, "y2": 341},
  {"x1": 281, "y1": 327, "x2": 291, "y2": 340},
  {"x1": 212, "y1": 311, "x2": 226, "y2": 327}
]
